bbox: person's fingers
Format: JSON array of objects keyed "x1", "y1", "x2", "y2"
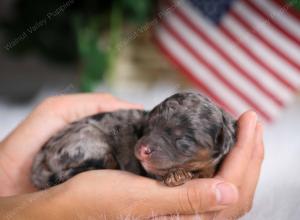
[
  {"x1": 67, "y1": 170, "x2": 237, "y2": 218},
  {"x1": 251, "y1": 122, "x2": 265, "y2": 166},
  {"x1": 209, "y1": 111, "x2": 257, "y2": 220},
  {"x1": 144, "y1": 178, "x2": 239, "y2": 216},
  {"x1": 37, "y1": 93, "x2": 143, "y2": 124},
  {"x1": 240, "y1": 122, "x2": 264, "y2": 207},
  {"x1": 217, "y1": 111, "x2": 258, "y2": 185},
  {"x1": 210, "y1": 122, "x2": 265, "y2": 220},
  {"x1": 150, "y1": 214, "x2": 202, "y2": 219}
]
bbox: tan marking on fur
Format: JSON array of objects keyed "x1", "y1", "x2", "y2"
[
  {"x1": 184, "y1": 148, "x2": 216, "y2": 178},
  {"x1": 163, "y1": 148, "x2": 217, "y2": 186}
]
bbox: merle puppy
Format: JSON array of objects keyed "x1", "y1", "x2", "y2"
[{"x1": 32, "y1": 92, "x2": 236, "y2": 189}]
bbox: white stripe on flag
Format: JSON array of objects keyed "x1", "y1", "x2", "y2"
[
  {"x1": 156, "y1": 26, "x2": 251, "y2": 114},
  {"x1": 164, "y1": 13, "x2": 281, "y2": 118}
]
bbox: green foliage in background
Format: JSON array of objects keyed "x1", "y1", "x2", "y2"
[
  {"x1": 76, "y1": 0, "x2": 155, "y2": 91},
  {"x1": 75, "y1": 17, "x2": 107, "y2": 92},
  {"x1": 122, "y1": 0, "x2": 153, "y2": 24},
  {"x1": 287, "y1": 0, "x2": 300, "y2": 9},
  {"x1": 1, "y1": 0, "x2": 156, "y2": 92}
]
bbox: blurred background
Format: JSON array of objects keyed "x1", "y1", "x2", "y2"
[{"x1": 0, "y1": 0, "x2": 300, "y2": 219}]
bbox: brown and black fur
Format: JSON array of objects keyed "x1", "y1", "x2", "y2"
[{"x1": 31, "y1": 92, "x2": 237, "y2": 189}]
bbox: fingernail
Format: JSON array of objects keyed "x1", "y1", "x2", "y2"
[
  {"x1": 249, "y1": 111, "x2": 258, "y2": 123},
  {"x1": 215, "y1": 182, "x2": 238, "y2": 205}
]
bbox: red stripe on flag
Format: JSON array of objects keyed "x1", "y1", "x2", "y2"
[
  {"x1": 161, "y1": 18, "x2": 273, "y2": 121},
  {"x1": 230, "y1": 8, "x2": 300, "y2": 71},
  {"x1": 169, "y1": 4, "x2": 286, "y2": 107},
  {"x1": 153, "y1": 34, "x2": 238, "y2": 117},
  {"x1": 244, "y1": 0, "x2": 300, "y2": 46}
]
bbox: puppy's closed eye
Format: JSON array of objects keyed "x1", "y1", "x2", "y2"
[
  {"x1": 175, "y1": 136, "x2": 196, "y2": 155},
  {"x1": 175, "y1": 138, "x2": 189, "y2": 149}
]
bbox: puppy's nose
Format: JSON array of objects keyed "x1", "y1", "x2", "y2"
[{"x1": 138, "y1": 144, "x2": 153, "y2": 159}]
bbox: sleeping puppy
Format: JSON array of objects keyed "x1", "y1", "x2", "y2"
[{"x1": 31, "y1": 92, "x2": 237, "y2": 189}]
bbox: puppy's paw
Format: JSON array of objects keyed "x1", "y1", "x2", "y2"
[{"x1": 163, "y1": 168, "x2": 193, "y2": 187}]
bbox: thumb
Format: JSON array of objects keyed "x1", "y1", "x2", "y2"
[{"x1": 150, "y1": 179, "x2": 239, "y2": 215}]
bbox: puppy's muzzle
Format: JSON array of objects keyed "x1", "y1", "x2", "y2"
[{"x1": 135, "y1": 144, "x2": 154, "y2": 160}]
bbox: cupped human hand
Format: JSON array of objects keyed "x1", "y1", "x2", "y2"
[
  {"x1": 56, "y1": 111, "x2": 263, "y2": 220},
  {"x1": 0, "y1": 93, "x2": 264, "y2": 220},
  {"x1": 0, "y1": 93, "x2": 143, "y2": 196},
  {"x1": 199, "y1": 111, "x2": 264, "y2": 220}
]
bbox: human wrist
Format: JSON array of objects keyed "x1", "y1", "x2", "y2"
[
  {"x1": 0, "y1": 184, "x2": 76, "y2": 219},
  {"x1": 30, "y1": 183, "x2": 79, "y2": 219}
]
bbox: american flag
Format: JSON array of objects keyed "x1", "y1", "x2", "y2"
[{"x1": 154, "y1": 0, "x2": 300, "y2": 122}]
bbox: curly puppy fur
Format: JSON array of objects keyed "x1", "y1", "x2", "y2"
[{"x1": 31, "y1": 92, "x2": 236, "y2": 189}]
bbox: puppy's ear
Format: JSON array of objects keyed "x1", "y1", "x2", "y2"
[
  {"x1": 149, "y1": 99, "x2": 179, "y2": 116},
  {"x1": 165, "y1": 100, "x2": 179, "y2": 111},
  {"x1": 215, "y1": 110, "x2": 236, "y2": 156}
]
